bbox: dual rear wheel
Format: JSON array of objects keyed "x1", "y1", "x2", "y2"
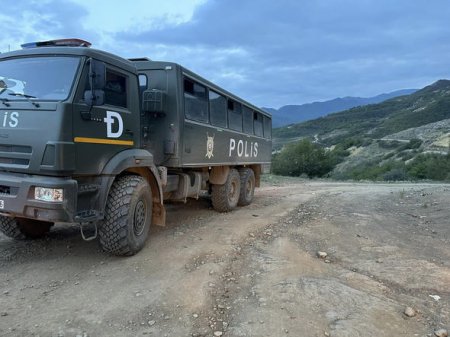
[{"x1": 211, "y1": 168, "x2": 255, "y2": 212}]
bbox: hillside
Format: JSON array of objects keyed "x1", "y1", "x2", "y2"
[
  {"x1": 273, "y1": 80, "x2": 450, "y2": 147},
  {"x1": 272, "y1": 79, "x2": 450, "y2": 181},
  {"x1": 265, "y1": 89, "x2": 416, "y2": 127}
]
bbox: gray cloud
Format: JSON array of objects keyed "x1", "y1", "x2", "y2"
[
  {"x1": 114, "y1": 0, "x2": 450, "y2": 107},
  {"x1": 1, "y1": 0, "x2": 449, "y2": 108},
  {"x1": 1, "y1": 0, "x2": 94, "y2": 50}
]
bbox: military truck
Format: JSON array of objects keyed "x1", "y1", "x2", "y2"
[{"x1": 0, "y1": 39, "x2": 272, "y2": 255}]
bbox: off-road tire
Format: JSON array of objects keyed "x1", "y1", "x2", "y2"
[
  {"x1": 238, "y1": 168, "x2": 255, "y2": 206},
  {"x1": 211, "y1": 168, "x2": 241, "y2": 212},
  {"x1": 0, "y1": 216, "x2": 52, "y2": 239},
  {"x1": 0, "y1": 216, "x2": 25, "y2": 239},
  {"x1": 99, "y1": 175, "x2": 152, "y2": 256}
]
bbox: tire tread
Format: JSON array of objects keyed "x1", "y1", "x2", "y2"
[
  {"x1": 0, "y1": 216, "x2": 25, "y2": 240},
  {"x1": 99, "y1": 175, "x2": 150, "y2": 256},
  {"x1": 211, "y1": 169, "x2": 240, "y2": 212},
  {"x1": 238, "y1": 168, "x2": 255, "y2": 206}
]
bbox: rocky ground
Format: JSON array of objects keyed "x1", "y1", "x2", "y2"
[{"x1": 0, "y1": 177, "x2": 449, "y2": 337}]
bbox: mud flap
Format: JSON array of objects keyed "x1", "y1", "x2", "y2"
[{"x1": 152, "y1": 202, "x2": 166, "y2": 227}]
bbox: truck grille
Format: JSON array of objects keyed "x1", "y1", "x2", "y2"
[
  {"x1": 0, "y1": 185, "x2": 10, "y2": 194},
  {"x1": 0, "y1": 145, "x2": 32, "y2": 167},
  {"x1": 0, "y1": 185, "x2": 18, "y2": 196}
]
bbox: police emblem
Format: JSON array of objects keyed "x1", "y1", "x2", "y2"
[{"x1": 206, "y1": 133, "x2": 215, "y2": 159}]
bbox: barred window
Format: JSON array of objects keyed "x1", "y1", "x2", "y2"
[{"x1": 184, "y1": 78, "x2": 208, "y2": 123}]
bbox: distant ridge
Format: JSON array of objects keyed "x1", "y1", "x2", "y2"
[
  {"x1": 265, "y1": 89, "x2": 417, "y2": 127},
  {"x1": 273, "y1": 79, "x2": 450, "y2": 149}
]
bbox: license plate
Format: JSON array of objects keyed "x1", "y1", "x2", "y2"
[{"x1": 0, "y1": 200, "x2": 4, "y2": 209}]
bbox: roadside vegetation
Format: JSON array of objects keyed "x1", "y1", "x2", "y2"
[{"x1": 272, "y1": 138, "x2": 450, "y2": 181}]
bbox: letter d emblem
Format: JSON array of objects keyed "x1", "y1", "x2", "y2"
[{"x1": 104, "y1": 111, "x2": 123, "y2": 138}]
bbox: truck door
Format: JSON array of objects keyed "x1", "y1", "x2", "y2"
[
  {"x1": 139, "y1": 69, "x2": 179, "y2": 166},
  {"x1": 72, "y1": 61, "x2": 140, "y2": 175}
]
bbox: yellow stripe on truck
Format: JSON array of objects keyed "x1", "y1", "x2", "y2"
[{"x1": 74, "y1": 137, "x2": 134, "y2": 146}]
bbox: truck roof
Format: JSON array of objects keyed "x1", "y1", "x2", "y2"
[
  {"x1": 133, "y1": 59, "x2": 271, "y2": 118},
  {"x1": 0, "y1": 46, "x2": 137, "y2": 74}
]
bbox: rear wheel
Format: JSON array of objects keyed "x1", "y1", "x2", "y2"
[
  {"x1": 238, "y1": 168, "x2": 255, "y2": 206},
  {"x1": 211, "y1": 168, "x2": 241, "y2": 212},
  {"x1": 99, "y1": 175, "x2": 152, "y2": 256},
  {"x1": 0, "y1": 216, "x2": 52, "y2": 239}
]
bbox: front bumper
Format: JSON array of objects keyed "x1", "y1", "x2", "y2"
[{"x1": 0, "y1": 172, "x2": 77, "y2": 222}]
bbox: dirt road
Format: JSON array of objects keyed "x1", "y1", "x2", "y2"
[{"x1": 1, "y1": 178, "x2": 449, "y2": 337}]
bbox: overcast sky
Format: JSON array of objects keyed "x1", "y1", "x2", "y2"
[{"x1": 1, "y1": 0, "x2": 449, "y2": 108}]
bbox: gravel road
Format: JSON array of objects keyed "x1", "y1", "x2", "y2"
[{"x1": 1, "y1": 178, "x2": 449, "y2": 337}]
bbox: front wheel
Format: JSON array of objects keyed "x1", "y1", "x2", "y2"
[
  {"x1": 99, "y1": 175, "x2": 152, "y2": 256},
  {"x1": 211, "y1": 168, "x2": 241, "y2": 212}
]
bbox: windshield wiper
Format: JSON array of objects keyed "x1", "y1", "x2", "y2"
[
  {"x1": 0, "y1": 88, "x2": 10, "y2": 106},
  {"x1": 0, "y1": 98, "x2": 10, "y2": 107},
  {"x1": 8, "y1": 92, "x2": 40, "y2": 107}
]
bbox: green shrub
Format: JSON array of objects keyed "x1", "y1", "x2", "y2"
[
  {"x1": 346, "y1": 160, "x2": 406, "y2": 181},
  {"x1": 383, "y1": 168, "x2": 408, "y2": 181},
  {"x1": 407, "y1": 153, "x2": 450, "y2": 180},
  {"x1": 399, "y1": 151, "x2": 415, "y2": 161},
  {"x1": 272, "y1": 139, "x2": 334, "y2": 177}
]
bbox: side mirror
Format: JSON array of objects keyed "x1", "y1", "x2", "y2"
[
  {"x1": 90, "y1": 59, "x2": 105, "y2": 90},
  {"x1": 83, "y1": 90, "x2": 105, "y2": 107},
  {"x1": 84, "y1": 58, "x2": 105, "y2": 106}
]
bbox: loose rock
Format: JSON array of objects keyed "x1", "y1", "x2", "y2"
[
  {"x1": 404, "y1": 306, "x2": 416, "y2": 317},
  {"x1": 434, "y1": 329, "x2": 448, "y2": 337},
  {"x1": 429, "y1": 295, "x2": 441, "y2": 301},
  {"x1": 317, "y1": 251, "x2": 328, "y2": 259},
  {"x1": 214, "y1": 331, "x2": 223, "y2": 336}
]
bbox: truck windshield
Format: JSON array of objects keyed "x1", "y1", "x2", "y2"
[{"x1": 0, "y1": 56, "x2": 80, "y2": 101}]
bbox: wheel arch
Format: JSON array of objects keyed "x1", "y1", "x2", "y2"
[
  {"x1": 99, "y1": 149, "x2": 166, "y2": 226},
  {"x1": 209, "y1": 164, "x2": 261, "y2": 187}
]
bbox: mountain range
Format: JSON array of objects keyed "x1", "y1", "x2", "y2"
[{"x1": 265, "y1": 89, "x2": 417, "y2": 127}]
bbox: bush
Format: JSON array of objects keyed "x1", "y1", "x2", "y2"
[
  {"x1": 383, "y1": 168, "x2": 408, "y2": 181},
  {"x1": 407, "y1": 138, "x2": 423, "y2": 149},
  {"x1": 272, "y1": 139, "x2": 334, "y2": 177},
  {"x1": 338, "y1": 153, "x2": 450, "y2": 182},
  {"x1": 407, "y1": 153, "x2": 450, "y2": 181},
  {"x1": 346, "y1": 160, "x2": 406, "y2": 181}
]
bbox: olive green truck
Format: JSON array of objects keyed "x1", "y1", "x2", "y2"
[{"x1": 0, "y1": 39, "x2": 272, "y2": 255}]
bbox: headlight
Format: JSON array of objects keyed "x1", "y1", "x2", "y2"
[{"x1": 34, "y1": 187, "x2": 64, "y2": 202}]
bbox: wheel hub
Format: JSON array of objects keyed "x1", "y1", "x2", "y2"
[{"x1": 133, "y1": 200, "x2": 147, "y2": 236}]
